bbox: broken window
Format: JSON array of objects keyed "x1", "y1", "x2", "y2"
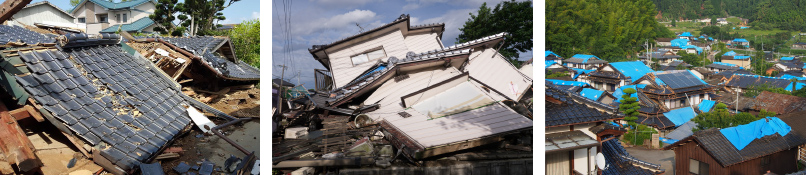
[{"x1": 351, "y1": 48, "x2": 386, "y2": 66}]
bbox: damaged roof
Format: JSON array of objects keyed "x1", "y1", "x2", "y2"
[
  {"x1": 0, "y1": 25, "x2": 56, "y2": 44},
  {"x1": 725, "y1": 74, "x2": 792, "y2": 89},
  {"x1": 545, "y1": 130, "x2": 598, "y2": 153},
  {"x1": 546, "y1": 81, "x2": 620, "y2": 127},
  {"x1": 156, "y1": 36, "x2": 260, "y2": 80},
  {"x1": 0, "y1": 31, "x2": 233, "y2": 172},
  {"x1": 750, "y1": 91, "x2": 806, "y2": 114}
]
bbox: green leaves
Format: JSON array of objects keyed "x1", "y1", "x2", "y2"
[
  {"x1": 547, "y1": 0, "x2": 671, "y2": 61},
  {"x1": 457, "y1": 1, "x2": 532, "y2": 61}
]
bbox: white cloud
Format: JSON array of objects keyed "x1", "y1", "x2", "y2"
[
  {"x1": 402, "y1": 3, "x2": 420, "y2": 11},
  {"x1": 415, "y1": 8, "x2": 475, "y2": 44},
  {"x1": 251, "y1": 11, "x2": 260, "y2": 19},
  {"x1": 311, "y1": 0, "x2": 381, "y2": 9},
  {"x1": 292, "y1": 9, "x2": 378, "y2": 36}
]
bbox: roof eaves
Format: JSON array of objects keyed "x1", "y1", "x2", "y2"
[{"x1": 24, "y1": 1, "x2": 76, "y2": 18}]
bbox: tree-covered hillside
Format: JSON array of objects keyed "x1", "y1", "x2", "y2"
[
  {"x1": 654, "y1": 0, "x2": 806, "y2": 31},
  {"x1": 546, "y1": 0, "x2": 673, "y2": 61}
]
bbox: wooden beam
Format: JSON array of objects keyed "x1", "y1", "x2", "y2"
[
  {"x1": 9, "y1": 105, "x2": 44, "y2": 122},
  {"x1": 172, "y1": 60, "x2": 191, "y2": 81},
  {"x1": 61, "y1": 131, "x2": 90, "y2": 158},
  {"x1": 0, "y1": 101, "x2": 41, "y2": 172},
  {"x1": 0, "y1": 0, "x2": 31, "y2": 24}
]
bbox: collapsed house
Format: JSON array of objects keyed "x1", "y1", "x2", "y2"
[
  {"x1": 123, "y1": 35, "x2": 260, "y2": 87},
  {"x1": 0, "y1": 23, "x2": 257, "y2": 174},
  {"x1": 273, "y1": 14, "x2": 533, "y2": 172}
]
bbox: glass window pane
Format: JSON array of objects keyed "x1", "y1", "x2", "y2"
[
  {"x1": 366, "y1": 49, "x2": 386, "y2": 61},
  {"x1": 700, "y1": 162, "x2": 709, "y2": 175},
  {"x1": 351, "y1": 54, "x2": 368, "y2": 66},
  {"x1": 689, "y1": 159, "x2": 699, "y2": 174}
]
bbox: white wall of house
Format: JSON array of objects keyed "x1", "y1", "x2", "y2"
[
  {"x1": 328, "y1": 30, "x2": 408, "y2": 87},
  {"x1": 11, "y1": 4, "x2": 74, "y2": 27},
  {"x1": 132, "y1": 2, "x2": 156, "y2": 20},
  {"x1": 72, "y1": 1, "x2": 155, "y2": 34},
  {"x1": 403, "y1": 32, "x2": 442, "y2": 54}
]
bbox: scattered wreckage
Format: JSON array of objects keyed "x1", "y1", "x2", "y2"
[
  {"x1": 0, "y1": 23, "x2": 260, "y2": 175},
  {"x1": 273, "y1": 14, "x2": 534, "y2": 174}
]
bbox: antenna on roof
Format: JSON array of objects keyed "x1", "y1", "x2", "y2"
[{"x1": 356, "y1": 23, "x2": 365, "y2": 33}]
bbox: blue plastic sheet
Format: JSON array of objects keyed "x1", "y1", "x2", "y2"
[
  {"x1": 733, "y1": 38, "x2": 749, "y2": 43},
  {"x1": 613, "y1": 84, "x2": 647, "y2": 103},
  {"x1": 734, "y1": 55, "x2": 751, "y2": 60},
  {"x1": 546, "y1": 79, "x2": 589, "y2": 87},
  {"x1": 720, "y1": 117, "x2": 791, "y2": 150},
  {"x1": 570, "y1": 68, "x2": 595, "y2": 79},
  {"x1": 781, "y1": 57, "x2": 795, "y2": 61},
  {"x1": 671, "y1": 38, "x2": 689, "y2": 47},
  {"x1": 609, "y1": 61, "x2": 654, "y2": 82},
  {"x1": 546, "y1": 60, "x2": 559, "y2": 68},
  {"x1": 780, "y1": 74, "x2": 806, "y2": 81},
  {"x1": 663, "y1": 107, "x2": 697, "y2": 126},
  {"x1": 660, "y1": 137, "x2": 679, "y2": 144},
  {"x1": 698, "y1": 100, "x2": 716, "y2": 112},
  {"x1": 713, "y1": 62, "x2": 737, "y2": 67},
  {"x1": 571, "y1": 54, "x2": 599, "y2": 63},
  {"x1": 681, "y1": 45, "x2": 703, "y2": 54},
  {"x1": 785, "y1": 82, "x2": 806, "y2": 91},
  {"x1": 580, "y1": 88, "x2": 605, "y2": 101},
  {"x1": 678, "y1": 32, "x2": 693, "y2": 37}
]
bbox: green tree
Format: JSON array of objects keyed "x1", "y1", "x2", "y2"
[
  {"x1": 70, "y1": 0, "x2": 80, "y2": 7},
  {"x1": 181, "y1": 0, "x2": 241, "y2": 36},
  {"x1": 150, "y1": 0, "x2": 188, "y2": 36},
  {"x1": 692, "y1": 103, "x2": 763, "y2": 131},
  {"x1": 711, "y1": 17, "x2": 717, "y2": 25},
  {"x1": 226, "y1": 19, "x2": 260, "y2": 67},
  {"x1": 671, "y1": 19, "x2": 676, "y2": 27},
  {"x1": 619, "y1": 88, "x2": 640, "y2": 126},
  {"x1": 457, "y1": 1, "x2": 532, "y2": 65},
  {"x1": 651, "y1": 58, "x2": 661, "y2": 70}
]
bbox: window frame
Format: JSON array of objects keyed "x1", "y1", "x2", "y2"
[
  {"x1": 122, "y1": 14, "x2": 128, "y2": 23},
  {"x1": 349, "y1": 47, "x2": 386, "y2": 66},
  {"x1": 98, "y1": 14, "x2": 108, "y2": 23},
  {"x1": 689, "y1": 159, "x2": 709, "y2": 175},
  {"x1": 78, "y1": 18, "x2": 86, "y2": 23}
]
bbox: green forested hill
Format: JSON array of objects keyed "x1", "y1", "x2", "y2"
[
  {"x1": 546, "y1": 0, "x2": 673, "y2": 61},
  {"x1": 653, "y1": 0, "x2": 806, "y2": 31}
]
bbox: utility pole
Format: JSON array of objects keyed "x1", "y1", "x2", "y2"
[{"x1": 277, "y1": 65, "x2": 287, "y2": 116}]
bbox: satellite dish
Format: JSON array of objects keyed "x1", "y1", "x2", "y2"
[{"x1": 596, "y1": 153, "x2": 607, "y2": 170}]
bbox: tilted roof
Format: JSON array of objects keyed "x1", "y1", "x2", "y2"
[{"x1": 546, "y1": 81, "x2": 620, "y2": 127}]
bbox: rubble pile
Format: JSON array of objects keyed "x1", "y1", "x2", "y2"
[{"x1": 272, "y1": 14, "x2": 533, "y2": 174}]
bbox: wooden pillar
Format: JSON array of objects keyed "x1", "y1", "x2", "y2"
[{"x1": 0, "y1": 101, "x2": 41, "y2": 172}]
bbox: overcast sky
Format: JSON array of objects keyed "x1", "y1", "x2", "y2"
[{"x1": 272, "y1": 0, "x2": 533, "y2": 88}]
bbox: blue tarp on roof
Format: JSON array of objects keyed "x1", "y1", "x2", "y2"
[
  {"x1": 714, "y1": 62, "x2": 737, "y2": 67},
  {"x1": 733, "y1": 38, "x2": 749, "y2": 43},
  {"x1": 699, "y1": 36, "x2": 705, "y2": 39},
  {"x1": 580, "y1": 88, "x2": 605, "y2": 101},
  {"x1": 688, "y1": 70, "x2": 709, "y2": 85},
  {"x1": 613, "y1": 84, "x2": 648, "y2": 103},
  {"x1": 671, "y1": 38, "x2": 689, "y2": 47},
  {"x1": 734, "y1": 55, "x2": 751, "y2": 60},
  {"x1": 780, "y1": 74, "x2": 806, "y2": 81},
  {"x1": 723, "y1": 51, "x2": 737, "y2": 56},
  {"x1": 679, "y1": 32, "x2": 693, "y2": 37},
  {"x1": 785, "y1": 82, "x2": 806, "y2": 91},
  {"x1": 720, "y1": 117, "x2": 791, "y2": 150},
  {"x1": 546, "y1": 60, "x2": 559, "y2": 68},
  {"x1": 781, "y1": 57, "x2": 795, "y2": 61},
  {"x1": 663, "y1": 107, "x2": 697, "y2": 126},
  {"x1": 740, "y1": 26, "x2": 749, "y2": 29},
  {"x1": 546, "y1": 79, "x2": 589, "y2": 87},
  {"x1": 708, "y1": 37, "x2": 713, "y2": 40},
  {"x1": 546, "y1": 50, "x2": 560, "y2": 57},
  {"x1": 698, "y1": 100, "x2": 716, "y2": 112},
  {"x1": 571, "y1": 68, "x2": 595, "y2": 79},
  {"x1": 571, "y1": 54, "x2": 599, "y2": 63},
  {"x1": 660, "y1": 137, "x2": 679, "y2": 144},
  {"x1": 681, "y1": 45, "x2": 703, "y2": 54},
  {"x1": 610, "y1": 61, "x2": 655, "y2": 82}
]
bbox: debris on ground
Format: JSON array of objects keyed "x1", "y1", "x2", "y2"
[{"x1": 272, "y1": 14, "x2": 533, "y2": 174}]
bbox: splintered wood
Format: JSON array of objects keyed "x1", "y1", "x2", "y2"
[
  {"x1": 321, "y1": 116, "x2": 350, "y2": 153},
  {"x1": 0, "y1": 101, "x2": 41, "y2": 173}
]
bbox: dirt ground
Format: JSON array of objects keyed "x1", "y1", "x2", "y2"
[{"x1": 157, "y1": 87, "x2": 261, "y2": 174}]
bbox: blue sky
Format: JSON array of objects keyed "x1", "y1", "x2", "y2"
[
  {"x1": 32, "y1": 0, "x2": 259, "y2": 24},
  {"x1": 272, "y1": 0, "x2": 533, "y2": 87}
]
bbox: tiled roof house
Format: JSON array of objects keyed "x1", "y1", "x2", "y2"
[{"x1": 70, "y1": 0, "x2": 158, "y2": 34}]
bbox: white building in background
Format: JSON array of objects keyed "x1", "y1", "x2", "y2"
[{"x1": 8, "y1": 1, "x2": 78, "y2": 28}]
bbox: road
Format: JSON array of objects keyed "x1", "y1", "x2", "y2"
[{"x1": 625, "y1": 147, "x2": 676, "y2": 174}]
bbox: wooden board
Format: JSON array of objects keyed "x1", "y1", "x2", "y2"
[{"x1": 0, "y1": 101, "x2": 41, "y2": 172}]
